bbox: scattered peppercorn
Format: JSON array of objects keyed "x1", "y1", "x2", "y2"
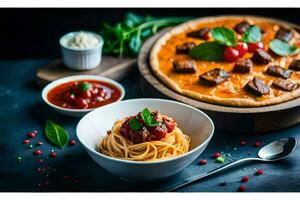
[
  {"x1": 75, "y1": 179, "x2": 80, "y2": 184},
  {"x1": 44, "y1": 180, "x2": 49, "y2": 185},
  {"x1": 212, "y1": 152, "x2": 221, "y2": 158},
  {"x1": 22, "y1": 139, "x2": 30, "y2": 144},
  {"x1": 241, "y1": 176, "x2": 249, "y2": 182},
  {"x1": 37, "y1": 141, "x2": 43, "y2": 146},
  {"x1": 69, "y1": 139, "x2": 76, "y2": 145},
  {"x1": 33, "y1": 149, "x2": 42, "y2": 156},
  {"x1": 34, "y1": 130, "x2": 38, "y2": 134},
  {"x1": 27, "y1": 132, "x2": 35, "y2": 138},
  {"x1": 256, "y1": 169, "x2": 263, "y2": 175},
  {"x1": 216, "y1": 156, "x2": 224, "y2": 163},
  {"x1": 239, "y1": 140, "x2": 246, "y2": 146},
  {"x1": 199, "y1": 159, "x2": 207, "y2": 165},
  {"x1": 49, "y1": 152, "x2": 57, "y2": 158},
  {"x1": 64, "y1": 175, "x2": 68, "y2": 179},
  {"x1": 254, "y1": 141, "x2": 261, "y2": 147},
  {"x1": 238, "y1": 185, "x2": 246, "y2": 192}
]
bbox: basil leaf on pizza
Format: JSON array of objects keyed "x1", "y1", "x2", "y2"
[
  {"x1": 269, "y1": 39, "x2": 298, "y2": 56},
  {"x1": 242, "y1": 25, "x2": 262, "y2": 43},
  {"x1": 189, "y1": 42, "x2": 224, "y2": 61},
  {"x1": 211, "y1": 27, "x2": 237, "y2": 46}
]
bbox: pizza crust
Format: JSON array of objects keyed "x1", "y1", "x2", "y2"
[{"x1": 150, "y1": 16, "x2": 300, "y2": 107}]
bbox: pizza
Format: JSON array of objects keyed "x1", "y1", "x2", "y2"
[{"x1": 150, "y1": 16, "x2": 300, "y2": 107}]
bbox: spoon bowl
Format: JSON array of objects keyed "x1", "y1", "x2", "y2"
[
  {"x1": 258, "y1": 137, "x2": 297, "y2": 161},
  {"x1": 166, "y1": 137, "x2": 297, "y2": 191}
]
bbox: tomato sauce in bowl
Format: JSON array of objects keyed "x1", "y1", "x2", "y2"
[{"x1": 47, "y1": 80, "x2": 121, "y2": 109}]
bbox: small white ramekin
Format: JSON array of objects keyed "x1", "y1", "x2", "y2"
[{"x1": 59, "y1": 31, "x2": 104, "y2": 71}]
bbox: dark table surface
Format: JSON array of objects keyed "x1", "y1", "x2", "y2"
[{"x1": 0, "y1": 59, "x2": 300, "y2": 192}]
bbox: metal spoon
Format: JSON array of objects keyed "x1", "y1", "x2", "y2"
[{"x1": 166, "y1": 137, "x2": 297, "y2": 192}]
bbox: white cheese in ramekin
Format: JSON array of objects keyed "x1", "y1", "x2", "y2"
[{"x1": 63, "y1": 31, "x2": 100, "y2": 49}]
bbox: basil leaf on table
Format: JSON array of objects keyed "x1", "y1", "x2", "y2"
[
  {"x1": 269, "y1": 39, "x2": 298, "y2": 56},
  {"x1": 211, "y1": 27, "x2": 237, "y2": 46},
  {"x1": 45, "y1": 120, "x2": 69, "y2": 148},
  {"x1": 141, "y1": 108, "x2": 159, "y2": 127},
  {"x1": 241, "y1": 25, "x2": 262, "y2": 43},
  {"x1": 189, "y1": 42, "x2": 224, "y2": 61}
]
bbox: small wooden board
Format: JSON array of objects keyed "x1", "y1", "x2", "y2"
[
  {"x1": 138, "y1": 23, "x2": 300, "y2": 133},
  {"x1": 36, "y1": 55, "x2": 137, "y2": 86}
]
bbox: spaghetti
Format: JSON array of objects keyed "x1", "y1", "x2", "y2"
[{"x1": 97, "y1": 109, "x2": 190, "y2": 161}]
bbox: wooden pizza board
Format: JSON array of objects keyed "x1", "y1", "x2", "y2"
[
  {"x1": 138, "y1": 22, "x2": 300, "y2": 133},
  {"x1": 36, "y1": 55, "x2": 137, "y2": 86}
]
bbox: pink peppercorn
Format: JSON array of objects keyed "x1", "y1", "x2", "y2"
[
  {"x1": 69, "y1": 139, "x2": 76, "y2": 145},
  {"x1": 27, "y1": 132, "x2": 35, "y2": 138},
  {"x1": 241, "y1": 176, "x2": 249, "y2": 182},
  {"x1": 37, "y1": 141, "x2": 43, "y2": 146},
  {"x1": 256, "y1": 169, "x2": 263, "y2": 175},
  {"x1": 75, "y1": 179, "x2": 80, "y2": 184},
  {"x1": 199, "y1": 159, "x2": 207, "y2": 165},
  {"x1": 238, "y1": 185, "x2": 246, "y2": 192},
  {"x1": 212, "y1": 152, "x2": 221, "y2": 158},
  {"x1": 64, "y1": 175, "x2": 68, "y2": 179},
  {"x1": 239, "y1": 140, "x2": 246, "y2": 146},
  {"x1": 37, "y1": 159, "x2": 44, "y2": 164},
  {"x1": 33, "y1": 149, "x2": 42, "y2": 155},
  {"x1": 49, "y1": 152, "x2": 57, "y2": 158},
  {"x1": 34, "y1": 130, "x2": 38, "y2": 134},
  {"x1": 22, "y1": 139, "x2": 30, "y2": 144},
  {"x1": 254, "y1": 141, "x2": 261, "y2": 147}
]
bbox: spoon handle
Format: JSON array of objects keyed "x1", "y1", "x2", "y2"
[{"x1": 165, "y1": 157, "x2": 261, "y2": 192}]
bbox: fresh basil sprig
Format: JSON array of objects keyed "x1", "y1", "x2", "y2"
[
  {"x1": 128, "y1": 117, "x2": 142, "y2": 131},
  {"x1": 45, "y1": 120, "x2": 69, "y2": 148},
  {"x1": 189, "y1": 42, "x2": 224, "y2": 61},
  {"x1": 101, "y1": 12, "x2": 190, "y2": 57},
  {"x1": 141, "y1": 108, "x2": 159, "y2": 127},
  {"x1": 241, "y1": 25, "x2": 262, "y2": 43},
  {"x1": 211, "y1": 27, "x2": 237, "y2": 46},
  {"x1": 269, "y1": 39, "x2": 298, "y2": 56}
]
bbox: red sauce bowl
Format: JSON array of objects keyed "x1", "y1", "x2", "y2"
[{"x1": 42, "y1": 75, "x2": 125, "y2": 117}]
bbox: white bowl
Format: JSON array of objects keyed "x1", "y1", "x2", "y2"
[
  {"x1": 59, "y1": 31, "x2": 104, "y2": 70},
  {"x1": 41, "y1": 75, "x2": 125, "y2": 117},
  {"x1": 76, "y1": 98, "x2": 214, "y2": 181}
]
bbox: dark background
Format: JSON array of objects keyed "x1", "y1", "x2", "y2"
[{"x1": 0, "y1": 8, "x2": 300, "y2": 59}]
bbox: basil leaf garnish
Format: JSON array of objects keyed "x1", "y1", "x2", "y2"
[
  {"x1": 45, "y1": 120, "x2": 69, "y2": 148},
  {"x1": 211, "y1": 27, "x2": 237, "y2": 46},
  {"x1": 128, "y1": 117, "x2": 142, "y2": 131},
  {"x1": 269, "y1": 39, "x2": 298, "y2": 56},
  {"x1": 79, "y1": 82, "x2": 90, "y2": 91},
  {"x1": 241, "y1": 25, "x2": 262, "y2": 43},
  {"x1": 189, "y1": 42, "x2": 224, "y2": 61},
  {"x1": 141, "y1": 108, "x2": 159, "y2": 127}
]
